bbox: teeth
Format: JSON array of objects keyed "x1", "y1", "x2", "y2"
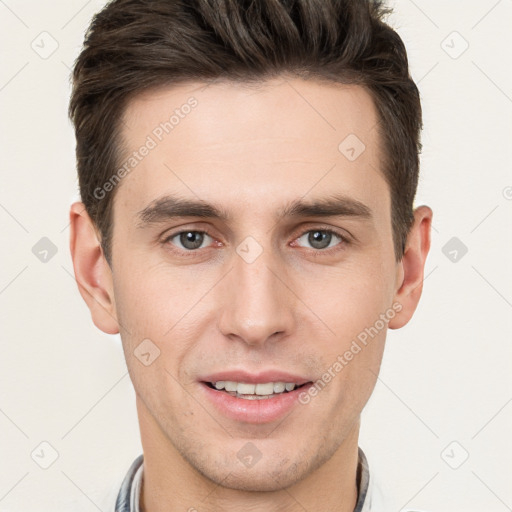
[
  {"x1": 273, "y1": 382, "x2": 286, "y2": 393},
  {"x1": 255, "y1": 382, "x2": 274, "y2": 395},
  {"x1": 211, "y1": 381, "x2": 299, "y2": 395},
  {"x1": 224, "y1": 381, "x2": 238, "y2": 392},
  {"x1": 237, "y1": 382, "x2": 256, "y2": 395}
]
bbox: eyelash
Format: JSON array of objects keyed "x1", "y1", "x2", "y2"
[{"x1": 161, "y1": 227, "x2": 351, "y2": 257}]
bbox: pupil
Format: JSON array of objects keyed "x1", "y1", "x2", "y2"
[
  {"x1": 309, "y1": 230, "x2": 330, "y2": 249},
  {"x1": 181, "y1": 231, "x2": 203, "y2": 249}
]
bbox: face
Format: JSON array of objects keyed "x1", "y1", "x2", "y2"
[{"x1": 106, "y1": 77, "x2": 403, "y2": 491}]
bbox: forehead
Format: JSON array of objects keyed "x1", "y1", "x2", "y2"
[{"x1": 114, "y1": 77, "x2": 388, "y2": 223}]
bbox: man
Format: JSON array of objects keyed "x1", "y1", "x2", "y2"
[{"x1": 68, "y1": 0, "x2": 432, "y2": 510}]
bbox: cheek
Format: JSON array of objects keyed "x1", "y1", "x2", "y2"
[
  {"x1": 113, "y1": 257, "x2": 186, "y2": 327},
  {"x1": 114, "y1": 277, "x2": 163, "y2": 338},
  {"x1": 113, "y1": 265, "x2": 202, "y2": 377},
  {"x1": 305, "y1": 265, "x2": 392, "y2": 394},
  {"x1": 305, "y1": 263, "x2": 394, "y2": 334},
  {"x1": 113, "y1": 270, "x2": 195, "y2": 408}
]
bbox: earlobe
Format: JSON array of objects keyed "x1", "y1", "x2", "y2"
[
  {"x1": 69, "y1": 202, "x2": 119, "y2": 335},
  {"x1": 388, "y1": 205, "x2": 433, "y2": 330}
]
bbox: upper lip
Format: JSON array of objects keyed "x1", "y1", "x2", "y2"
[{"x1": 200, "y1": 370, "x2": 312, "y2": 386}]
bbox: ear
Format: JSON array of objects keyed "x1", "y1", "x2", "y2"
[
  {"x1": 69, "y1": 202, "x2": 119, "y2": 334},
  {"x1": 388, "y1": 205, "x2": 433, "y2": 329}
]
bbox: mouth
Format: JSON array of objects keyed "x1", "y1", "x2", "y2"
[
  {"x1": 199, "y1": 377, "x2": 314, "y2": 423},
  {"x1": 202, "y1": 380, "x2": 312, "y2": 400}
]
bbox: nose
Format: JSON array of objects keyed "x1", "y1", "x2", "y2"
[{"x1": 216, "y1": 244, "x2": 296, "y2": 346}]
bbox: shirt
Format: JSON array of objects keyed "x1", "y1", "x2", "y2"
[{"x1": 115, "y1": 447, "x2": 387, "y2": 512}]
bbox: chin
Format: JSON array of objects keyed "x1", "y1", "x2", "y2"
[{"x1": 220, "y1": 468, "x2": 304, "y2": 492}]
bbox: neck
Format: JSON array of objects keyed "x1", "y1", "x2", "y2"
[{"x1": 137, "y1": 394, "x2": 361, "y2": 512}]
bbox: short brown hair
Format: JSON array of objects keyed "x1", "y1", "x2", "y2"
[{"x1": 69, "y1": 0, "x2": 422, "y2": 266}]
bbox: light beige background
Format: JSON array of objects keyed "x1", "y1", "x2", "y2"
[{"x1": 1, "y1": 0, "x2": 511, "y2": 510}]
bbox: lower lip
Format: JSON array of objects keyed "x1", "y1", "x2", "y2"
[{"x1": 199, "y1": 382, "x2": 311, "y2": 424}]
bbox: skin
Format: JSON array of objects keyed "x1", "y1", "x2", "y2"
[{"x1": 69, "y1": 76, "x2": 432, "y2": 512}]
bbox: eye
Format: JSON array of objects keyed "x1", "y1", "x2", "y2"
[
  {"x1": 294, "y1": 229, "x2": 348, "y2": 251},
  {"x1": 164, "y1": 230, "x2": 213, "y2": 251},
  {"x1": 161, "y1": 227, "x2": 350, "y2": 257}
]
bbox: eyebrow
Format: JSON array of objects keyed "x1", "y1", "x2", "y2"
[{"x1": 136, "y1": 192, "x2": 372, "y2": 228}]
